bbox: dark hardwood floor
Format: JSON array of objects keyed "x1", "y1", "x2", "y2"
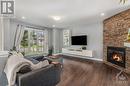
[{"x1": 57, "y1": 57, "x2": 130, "y2": 86}]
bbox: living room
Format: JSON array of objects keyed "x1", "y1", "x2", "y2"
[{"x1": 0, "y1": 0, "x2": 130, "y2": 86}]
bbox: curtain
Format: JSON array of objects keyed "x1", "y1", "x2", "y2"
[{"x1": 13, "y1": 25, "x2": 25, "y2": 51}]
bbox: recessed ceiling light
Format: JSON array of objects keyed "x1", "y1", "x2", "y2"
[
  {"x1": 22, "y1": 16, "x2": 26, "y2": 19},
  {"x1": 52, "y1": 25, "x2": 55, "y2": 27},
  {"x1": 51, "y1": 16, "x2": 61, "y2": 21},
  {"x1": 100, "y1": 13, "x2": 105, "y2": 16}
]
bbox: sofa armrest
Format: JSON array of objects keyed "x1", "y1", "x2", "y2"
[{"x1": 17, "y1": 64, "x2": 62, "y2": 86}]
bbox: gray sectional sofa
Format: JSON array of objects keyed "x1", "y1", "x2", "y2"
[
  {"x1": 0, "y1": 55, "x2": 62, "y2": 86},
  {"x1": 17, "y1": 64, "x2": 62, "y2": 86}
]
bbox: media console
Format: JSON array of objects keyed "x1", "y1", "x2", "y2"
[{"x1": 62, "y1": 48, "x2": 93, "y2": 58}]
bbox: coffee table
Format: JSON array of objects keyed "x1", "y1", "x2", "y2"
[{"x1": 46, "y1": 55, "x2": 63, "y2": 64}]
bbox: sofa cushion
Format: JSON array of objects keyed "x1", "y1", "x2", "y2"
[
  {"x1": 26, "y1": 57, "x2": 39, "y2": 64},
  {"x1": 25, "y1": 55, "x2": 44, "y2": 61}
]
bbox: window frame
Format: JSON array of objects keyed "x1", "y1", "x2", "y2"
[{"x1": 20, "y1": 27, "x2": 45, "y2": 56}]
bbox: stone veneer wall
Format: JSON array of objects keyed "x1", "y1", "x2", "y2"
[{"x1": 103, "y1": 9, "x2": 130, "y2": 73}]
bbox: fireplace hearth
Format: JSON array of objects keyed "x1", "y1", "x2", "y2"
[{"x1": 107, "y1": 46, "x2": 126, "y2": 68}]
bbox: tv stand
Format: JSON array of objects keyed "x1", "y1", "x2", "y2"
[{"x1": 62, "y1": 48, "x2": 93, "y2": 57}]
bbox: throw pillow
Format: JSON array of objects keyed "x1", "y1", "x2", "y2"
[{"x1": 32, "y1": 60, "x2": 49, "y2": 70}]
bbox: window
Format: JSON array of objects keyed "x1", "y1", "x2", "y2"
[{"x1": 20, "y1": 27, "x2": 45, "y2": 56}]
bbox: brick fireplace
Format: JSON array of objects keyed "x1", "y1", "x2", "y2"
[{"x1": 103, "y1": 9, "x2": 130, "y2": 73}]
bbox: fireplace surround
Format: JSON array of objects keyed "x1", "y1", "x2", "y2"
[
  {"x1": 107, "y1": 46, "x2": 126, "y2": 68},
  {"x1": 103, "y1": 9, "x2": 130, "y2": 73}
]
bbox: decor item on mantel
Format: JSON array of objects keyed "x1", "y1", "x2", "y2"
[
  {"x1": 119, "y1": 0, "x2": 128, "y2": 4},
  {"x1": 124, "y1": 29, "x2": 130, "y2": 47}
]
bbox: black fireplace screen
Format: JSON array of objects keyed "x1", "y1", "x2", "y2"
[{"x1": 107, "y1": 46, "x2": 126, "y2": 68}]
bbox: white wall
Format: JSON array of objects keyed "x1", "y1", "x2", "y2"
[
  {"x1": 3, "y1": 18, "x2": 10, "y2": 50},
  {"x1": 70, "y1": 22, "x2": 103, "y2": 59},
  {"x1": 0, "y1": 18, "x2": 10, "y2": 51},
  {"x1": 0, "y1": 18, "x2": 4, "y2": 51}
]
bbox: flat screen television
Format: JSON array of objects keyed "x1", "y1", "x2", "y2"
[{"x1": 71, "y1": 35, "x2": 87, "y2": 45}]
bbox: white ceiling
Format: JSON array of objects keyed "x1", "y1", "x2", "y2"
[{"x1": 14, "y1": 0, "x2": 130, "y2": 28}]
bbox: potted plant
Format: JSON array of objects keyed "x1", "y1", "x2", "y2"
[{"x1": 48, "y1": 46, "x2": 53, "y2": 56}]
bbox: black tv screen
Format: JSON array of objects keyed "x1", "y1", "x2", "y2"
[{"x1": 71, "y1": 35, "x2": 87, "y2": 45}]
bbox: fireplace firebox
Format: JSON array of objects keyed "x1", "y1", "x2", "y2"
[{"x1": 107, "y1": 46, "x2": 126, "y2": 68}]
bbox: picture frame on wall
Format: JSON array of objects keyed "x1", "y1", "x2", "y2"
[{"x1": 63, "y1": 29, "x2": 71, "y2": 47}]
